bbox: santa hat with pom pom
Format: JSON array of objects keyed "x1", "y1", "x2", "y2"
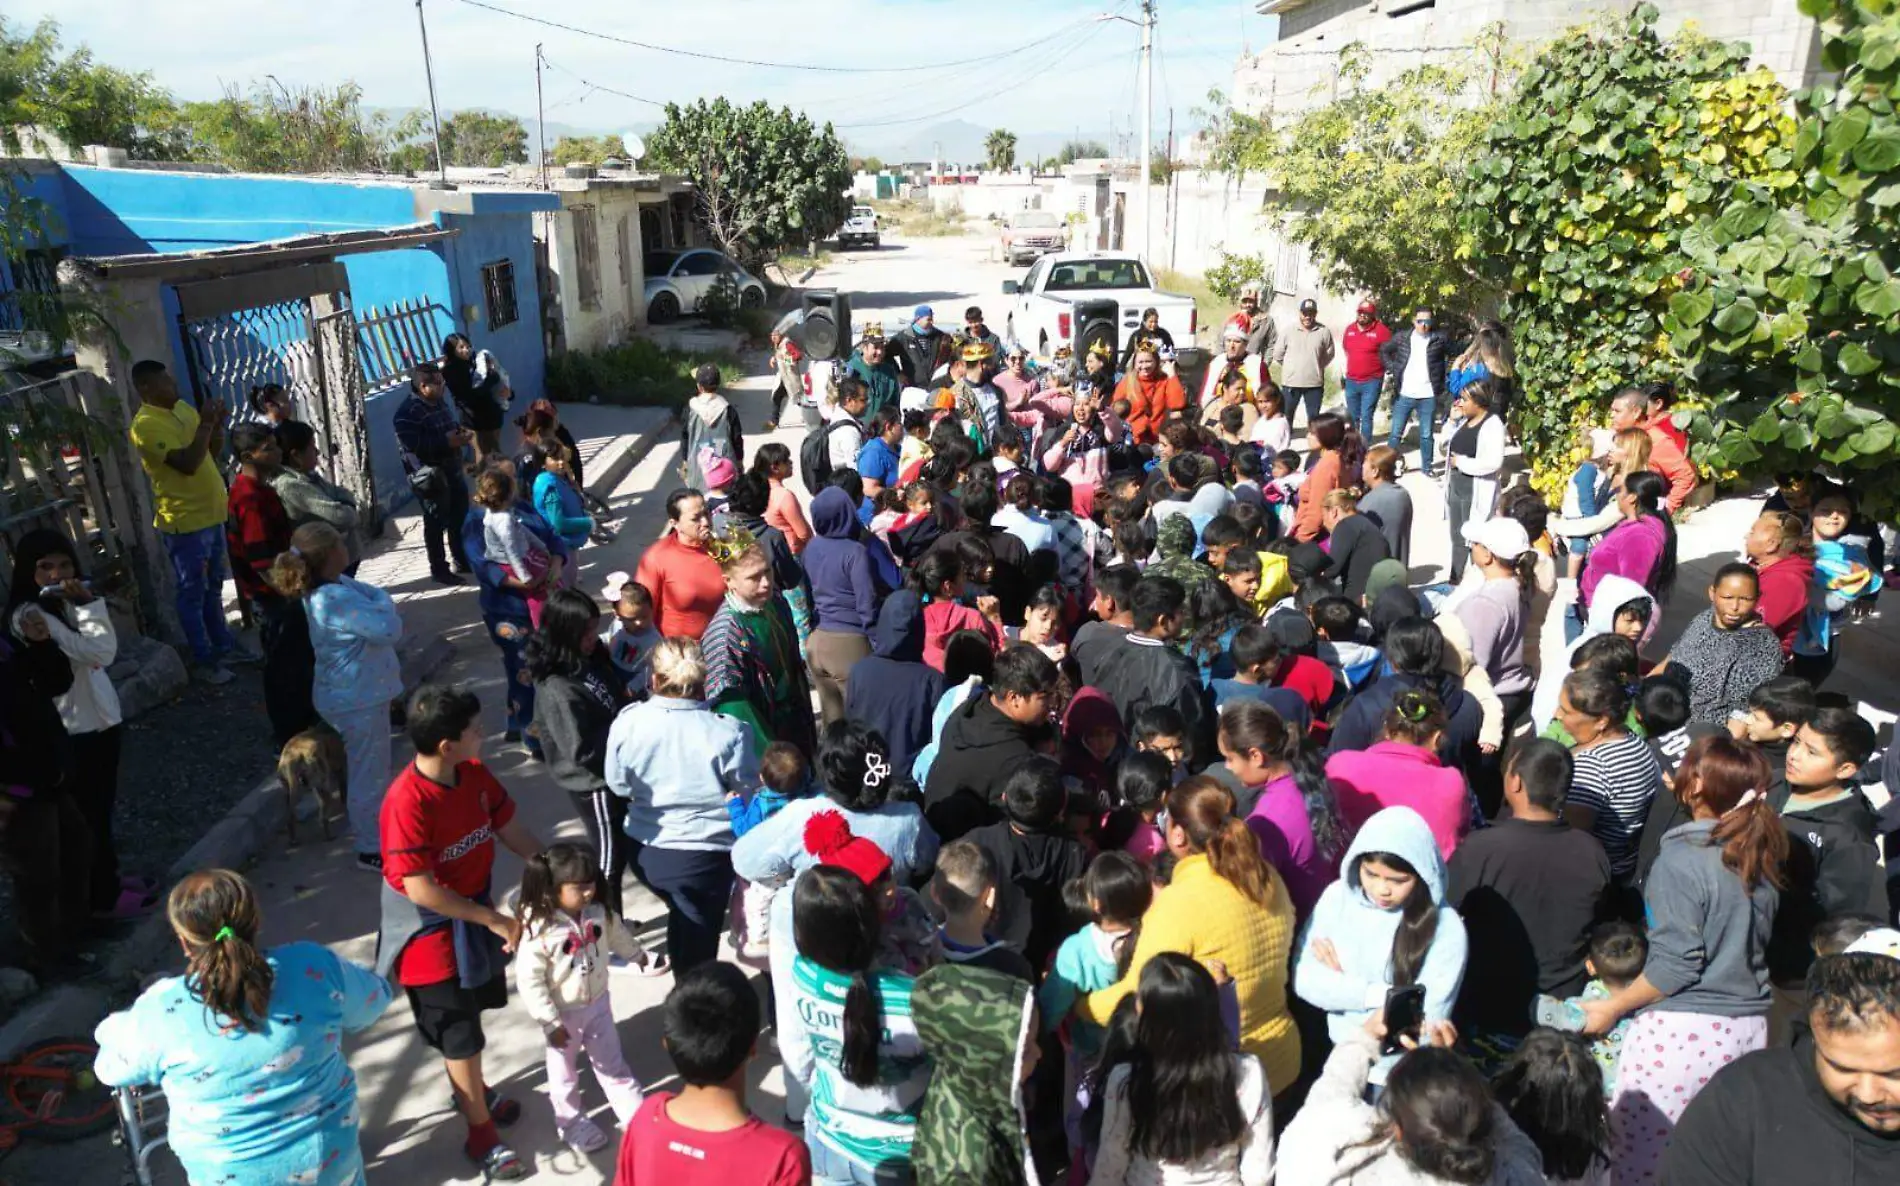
[{"x1": 803, "y1": 810, "x2": 893, "y2": 887}]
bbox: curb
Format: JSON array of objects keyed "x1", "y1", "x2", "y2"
[
  {"x1": 0, "y1": 636, "x2": 454, "y2": 1059},
  {"x1": 584, "y1": 409, "x2": 674, "y2": 502}
]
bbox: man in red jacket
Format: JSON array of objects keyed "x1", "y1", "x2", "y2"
[{"x1": 1340, "y1": 299, "x2": 1392, "y2": 441}]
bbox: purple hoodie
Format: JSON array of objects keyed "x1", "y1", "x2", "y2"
[{"x1": 799, "y1": 486, "x2": 880, "y2": 634}]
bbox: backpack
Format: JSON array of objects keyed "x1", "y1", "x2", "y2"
[{"x1": 800, "y1": 417, "x2": 859, "y2": 490}]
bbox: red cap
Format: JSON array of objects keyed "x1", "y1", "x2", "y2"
[
  {"x1": 1357, "y1": 299, "x2": 1378, "y2": 314},
  {"x1": 803, "y1": 810, "x2": 893, "y2": 887}
]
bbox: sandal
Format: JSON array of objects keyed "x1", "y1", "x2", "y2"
[
  {"x1": 93, "y1": 886, "x2": 160, "y2": 921},
  {"x1": 637, "y1": 949, "x2": 671, "y2": 978},
  {"x1": 451, "y1": 1088, "x2": 521, "y2": 1127},
  {"x1": 468, "y1": 1141, "x2": 527, "y2": 1182}
]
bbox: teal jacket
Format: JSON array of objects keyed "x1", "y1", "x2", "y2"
[{"x1": 532, "y1": 469, "x2": 593, "y2": 550}]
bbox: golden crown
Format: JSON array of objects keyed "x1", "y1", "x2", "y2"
[
  {"x1": 706, "y1": 524, "x2": 761, "y2": 570},
  {"x1": 1087, "y1": 339, "x2": 1114, "y2": 359}
]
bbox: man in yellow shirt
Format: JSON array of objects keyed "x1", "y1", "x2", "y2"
[{"x1": 127, "y1": 360, "x2": 259, "y2": 683}]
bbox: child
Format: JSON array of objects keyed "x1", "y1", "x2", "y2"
[
  {"x1": 1040, "y1": 852, "x2": 1152, "y2": 1061},
  {"x1": 910, "y1": 960, "x2": 1042, "y2": 1186},
  {"x1": 700, "y1": 453, "x2": 737, "y2": 521},
  {"x1": 1249, "y1": 384, "x2": 1291, "y2": 455},
  {"x1": 475, "y1": 467, "x2": 560, "y2": 628},
  {"x1": 376, "y1": 684, "x2": 544, "y2": 1180},
  {"x1": 1011, "y1": 583, "x2": 1068, "y2": 662},
  {"x1": 1358, "y1": 444, "x2": 1413, "y2": 568},
  {"x1": 600, "y1": 576, "x2": 660, "y2": 701},
  {"x1": 1266, "y1": 449, "x2": 1304, "y2": 536},
  {"x1": 1311, "y1": 595, "x2": 1381, "y2": 692},
  {"x1": 1131, "y1": 704, "x2": 1190, "y2": 784},
  {"x1": 1492, "y1": 1029, "x2": 1612, "y2": 1186},
  {"x1": 615, "y1": 962, "x2": 808, "y2": 1185},
  {"x1": 1726, "y1": 673, "x2": 1817, "y2": 773},
  {"x1": 1795, "y1": 487, "x2": 1884, "y2": 683},
  {"x1": 899, "y1": 410, "x2": 933, "y2": 481},
  {"x1": 1072, "y1": 564, "x2": 1137, "y2": 689},
  {"x1": 1220, "y1": 546, "x2": 1264, "y2": 614},
  {"x1": 1209, "y1": 624, "x2": 1314, "y2": 732},
  {"x1": 1061, "y1": 685, "x2": 1127, "y2": 811},
  {"x1": 1087, "y1": 954, "x2": 1275, "y2": 1184},
  {"x1": 930, "y1": 839, "x2": 1035, "y2": 982},
  {"x1": 909, "y1": 550, "x2": 1004, "y2": 671},
  {"x1": 1770, "y1": 706, "x2": 1885, "y2": 990},
  {"x1": 1100, "y1": 749, "x2": 1172, "y2": 864},
  {"x1": 267, "y1": 523, "x2": 404, "y2": 872},
  {"x1": 967, "y1": 756, "x2": 1091, "y2": 973},
  {"x1": 805, "y1": 810, "x2": 940, "y2": 975},
  {"x1": 1216, "y1": 403, "x2": 1249, "y2": 452},
  {"x1": 1537, "y1": 920, "x2": 1645, "y2": 1100},
  {"x1": 1562, "y1": 427, "x2": 1617, "y2": 577},
  {"x1": 727, "y1": 742, "x2": 814, "y2": 960},
  {"x1": 515, "y1": 844, "x2": 647, "y2": 1153},
  {"x1": 1637, "y1": 667, "x2": 1700, "y2": 777},
  {"x1": 1201, "y1": 515, "x2": 1248, "y2": 574}
]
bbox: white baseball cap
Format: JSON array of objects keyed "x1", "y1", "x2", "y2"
[
  {"x1": 1461, "y1": 517, "x2": 1531, "y2": 561},
  {"x1": 1221, "y1": 322, "x2": 1249, "y2": 343}
]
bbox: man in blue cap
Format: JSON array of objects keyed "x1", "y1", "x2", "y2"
[{"x1": 891, "y1": 303, "x2": 950, "y2": 388}]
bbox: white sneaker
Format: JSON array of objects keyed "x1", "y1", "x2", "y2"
[
  {"x1": 192, "y1": 662, "x2": 234, "y2": 686},
  {"x1": 561, "y1": 1116, "x2": 609, "y2": 1154}
]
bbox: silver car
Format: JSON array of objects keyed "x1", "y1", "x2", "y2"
[{"x1": 643, "y1": 249, "x2": 767, "y2": 323}]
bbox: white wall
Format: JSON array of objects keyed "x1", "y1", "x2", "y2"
[
  {"x1": 539, "y1": 189, "x2": 651, "y2": 352},
  {"x1": 924, "y1": 178, "x2": 1056, "y2": 220}
]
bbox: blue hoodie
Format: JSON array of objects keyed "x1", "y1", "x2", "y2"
[
  {"x1": 1294, "y1": 805, "x2": 1468, "y2": 1077},
  {"x1": 800, "y1": 486, "x2": 880, "y2": 635},
  {"x1": 845, "y1": 590, "x2": 947, "y2": 782},
  {"x1": 305, "y1": 575, "x2": 404, "y2": 717}
]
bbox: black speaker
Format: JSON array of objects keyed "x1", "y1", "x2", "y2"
[{"x1": 799, "y1": 289, "x2": 855, "y2": 361}]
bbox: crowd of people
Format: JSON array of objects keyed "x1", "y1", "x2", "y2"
[{"x1": 2, "y1": 299, "x2": 1897, "y2": 1186}]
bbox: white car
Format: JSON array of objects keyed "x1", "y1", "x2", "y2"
[
  {"x1": 643, "y1": 249, "x2": 767, "y2": 323},
  {"x1": 838, "y1": 205, "x2": 881, "y2": 250},
  {"x1": 1000, "y1": 210, "x2": 1068, "y2": 266},
  {"x1": 1001, "y1": 251, "x2": 1201, "y2": 364}
]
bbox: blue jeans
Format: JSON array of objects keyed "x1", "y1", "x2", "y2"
[
  {"x1": 1286, "y1": 385, "x2": 1324, "y2": 429},
  {"x1": 161, "y1": 524, "x2": 238, "y2": 663},
  {"x1": 1342, "y1": 377, "x2": 1382, "y2": 440},
  {"x1": 808, "y1": 1135, "x2": 913, "y2": 1185},
  {"x1": 484, "y1": 613, "x2": 540, "y2": 756},
  {"x1": 1388, "y1": 395, "x2": 1437, "y2": 472}
]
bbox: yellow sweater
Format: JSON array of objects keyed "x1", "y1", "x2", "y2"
[{"x1": 1079, "y1": 853, "x2": 1301, "y2": 1093}]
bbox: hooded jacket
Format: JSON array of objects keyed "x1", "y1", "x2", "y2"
[
  {"x1": 1144, "y1": 514, "x2": 1216, "y2": 603},
  {"x1": 847, "y1": 352, "x2": 905, "y2": 418},
  {"x1": 305, "y1": 575, "x2": 405, "y2": 717},
  {"x1": 1531, "y1": 573, "x2": 1657, "y2": 734},
  {"x1": 1641, "y1": 819, "x2": 1777, "y2": 1017},
  {"x1": 1660, "y1": 1033, "x2": 1900, "y2": 1186},
  {"x1": 968, "y1": 816, "x2": 1090, "y2": 972},
  {"x1": 5, "y1": 530, "x2": 119, "y2": 735},
  {"x1": 1329, "y1": 666, "x2": 1482, "y2": 768},
  {"x1": 1294, "y1": 807, "x2": 1469, "y2": 1064},
  {"x1": 922, "y1": 692, "x2": 1053, "y2": 843},
  {"x1": 801, "y1": 486, "x2": 881, "y2": 635},
  {"x1": 910, "y1": 964, "x2": 1039, "y2": 1186},
  {"x1": 1766, "y1": 785, "x2": 1888, "y2": 983},
  {"x1": 1058, "y1": 687, "x2": 1124, "y2": 802},
  {"x1": 680, "y1": 391, "x2": 743, "y2": 492},
  {"x1": 845, "y1": 591, "x2": 947, "y2": 782}
]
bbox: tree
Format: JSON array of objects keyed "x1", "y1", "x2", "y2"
[
  {"x1": 0, "y1": 17, "x2": 186, "y2": 159},
  {"x1": 439, "y1": 111, "x2": 528, "y2": 167},
  {"x1": 1465, "y1": 4, "x2": 1797, "y2": 490},
  {"x1": 1056, "y1": 139, "x2": 1111, "y2": 165},
  {"x1": 1194, "y1": 87, "x2": 1271, "y2": 182},
  {"x1": 985, "y1": 128, "x2": 1017, "y2": 172},
  {"x1": 176, "y1": 81, "x2": 420, "y2": 174},
  {"x1": 1664, "y1": 0, "x2": 1900, "y2": 515},
  {"x1": 646, "y1": 97, "x2": 852, "y2": 267},
  {"x1": 1257, "y1": 44, "x2": 1501, "y2": 331},
  {"x1": 550, "y1": 134, "x2": 624, "y2": 166}
]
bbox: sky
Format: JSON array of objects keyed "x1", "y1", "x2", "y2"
[{"x1": 19, "y1": 0, "x2": 1273, "y2": 157}]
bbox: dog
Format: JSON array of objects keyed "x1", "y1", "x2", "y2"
[{"x1": 277, "y1": 726, "x2": 346, "y2": 845}]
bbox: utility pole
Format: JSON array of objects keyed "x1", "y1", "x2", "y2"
[
  {"x1": 535, "y1": 43, "x2": 548, "y2": 189},
  {"x1": 415, "y1": 0, "x2": 447, "y2": 185},
  {"x1": 1139, "y1": 0, "x2": 1155, "y2": 261},
  {"x1": 1166, "y1": 106, "x2": 1177, "y2": 273}
]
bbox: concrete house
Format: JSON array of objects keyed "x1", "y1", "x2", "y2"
[{"x1": 1241, "y1": 1, "x2": 1824, "y2": 120}]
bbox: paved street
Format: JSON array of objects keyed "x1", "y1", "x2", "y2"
[{"x1": 14, "y1": 224, "x2": 1896, "y2": 1185}]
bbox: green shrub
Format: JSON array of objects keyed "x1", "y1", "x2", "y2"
[
  {"x1": 1205, "y1": 251, "x2": 1270, "y2": 303},
  {"x1": 546, "y1": 339, "x2": 743, "y2": 408},
  {"x1": 700, "y1": 274, "x2": 741, "y2": 328}
]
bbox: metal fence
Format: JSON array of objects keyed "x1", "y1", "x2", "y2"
[
  {"x1": 179, "y1": 298, "x2": 324, "y2": 424},
  {"x1": 356, "y1": 298, "x2": 454, "y2": 392}
]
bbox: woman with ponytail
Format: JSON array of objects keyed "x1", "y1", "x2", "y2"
[
  {"x1": 267, "y1": 522, "x2": 404, "y2": 871},
  {"x1": 1220, "y1": 701, "x2": 1347, "y2": 920},
  {"x1": 1295, "y1": 806, "x2": 1469, "y2": 1088},
  {"x1": 1579, "y1": 470, "x2": 1678, "y2": 614},
  {"x1": 95, "y1": 869, "x2": 392, "y2": 1185},
  {"x1": 1327, "y1": 687, "x2": 1475, "y2": 860},
  {"x1": 1578, "y1": 735, "x2": 1786, "y2": 1185},
  {"x1": 791, "y1": 859, "x2": 932, "y2": 1184},
  {"x1": 1076, "y1": 776, "x2": 1303, "y2": 1101}
]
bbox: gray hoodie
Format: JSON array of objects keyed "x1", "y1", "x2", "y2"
[{"x1": 1641, "y1": 819, "x2": 1777, "y2": 1018}]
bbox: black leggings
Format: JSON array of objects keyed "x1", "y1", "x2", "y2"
[
  {"x1": 70, "y1": 726, "x2": 124, "y2": 911},
  {"x1": 569, "y1": 789, "x2": 633, "y2": 918}
]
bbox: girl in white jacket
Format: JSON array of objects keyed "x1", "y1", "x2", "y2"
[
  {"x1": 5, "y1": 529, "x2": 154, "y2": 918},
  {"x1": 514, "y1": 843, "x2": 647, "y2": 1154}
]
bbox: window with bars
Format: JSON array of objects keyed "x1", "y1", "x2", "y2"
[
  {"x1": 573, "y1": 206, "x2": 602, "y2": 311},
  {"x1": 481, "y1": 260, "x2": 519, "y2": 331}
]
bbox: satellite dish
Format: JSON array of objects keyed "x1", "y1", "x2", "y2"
[{"x1": 622, "y1": 133, "x2": 646, "y2": 162}]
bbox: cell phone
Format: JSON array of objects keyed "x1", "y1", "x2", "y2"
[{"x1": 1381, "y1": 984, "x2": 1427, "y2": 1055}]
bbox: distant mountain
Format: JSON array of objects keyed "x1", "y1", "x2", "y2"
[{"x1": 847, "y1": 119, "x2": 1119, "y2": 166}]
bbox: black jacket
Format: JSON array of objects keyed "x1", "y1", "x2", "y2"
[
  {"x1": 727, "y1": 510, "x2": 807, "y2": 603},
  {"x1": 1378, "y1": 329, "x2": 1450, "y2": 398},
  {"x1": 1092, "y1": 633, "x2": 1216, "y2": 767},
  {"x1": 846, "y1": 591, "x2": 947, "y2": 785},
  {"x1": 1328, "y1": 666, "x2": 1481, "y2": 767},
  {"x1": 923, "y1": 694, "x2": 1053, "y2": 843},
  {"x1": 969, "y1": 819, "x2": 1090, "y2": 973},
  {"x1": 1766, "y1": 785, "x2": 1888, "y2": 982},
  {"x1": 891, "y1": 325, "x2": 951, "y2": 388},
  {"x1": 0, "y1": 634, "x2": 73, "y2": 801},
  {"x1": 1661, "y1": 1036, "x2": 1900, "y2": 1186}
]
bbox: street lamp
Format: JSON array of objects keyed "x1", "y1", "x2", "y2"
[{"x1": 1097, "y1": 3, "x2": 1155, "y2": 261}]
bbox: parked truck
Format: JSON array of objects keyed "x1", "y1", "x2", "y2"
[{"x1": 1000, "y1": 252, "x2": 1201, "y2": 367}]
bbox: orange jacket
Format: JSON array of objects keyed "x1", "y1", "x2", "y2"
[
  {"x1": 1115, "y1": 372, "x2": 1187, "y2": 444},
  {"x1": 1293, "y1": 451, "x2": 1342, "y2": 542},
  {"x1": 1645, "y1": 425, "x2": 1698, "y2": 513}
]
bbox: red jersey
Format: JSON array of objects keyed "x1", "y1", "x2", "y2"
[
  {"x1": 1341, "y1": 320, "x2": 1393, "y2": 382},
  {"x1": 380, "y1": 759, "x2": 517, "y2": 987},
  {"x1": 225, "y1": 472, "x2": 290, "y2": 603},
  {"x1": 1273, "y1": 653, "x2": 1338, "y2": 719},
  {"x1": 614, "y1": 1093, "x2": 809, "y2": 1186}
]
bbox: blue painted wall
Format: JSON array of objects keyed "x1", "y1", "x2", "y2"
[{"x1": 43, "y1": 166, "x2": 555, "y2": 515}]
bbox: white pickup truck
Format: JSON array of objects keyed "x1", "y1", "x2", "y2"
[{"x1": 1000, "y1": 252, "x2": 1201, "y2": 366}]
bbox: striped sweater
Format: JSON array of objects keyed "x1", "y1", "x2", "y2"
[{"x1": 793, "y1": 956, "x2": 932, "y2": 1176}]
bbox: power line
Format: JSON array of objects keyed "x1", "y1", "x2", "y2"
[
  {"x1": 797, "y1": 14, "x2": 1107, "y2": 113},
  {"x1": 539, "y1": 58, "x2": 668, "y2": 108},
  {"x1": 837, "y1": 19, "x2": 1116, "y2": 129},
  {"x1": 448, "y1": 0, "x2": 1097, "y2": 75}
]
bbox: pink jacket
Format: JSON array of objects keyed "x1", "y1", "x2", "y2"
[
  {"x1": 1325, "y1": 741, "x2": 1472, "y2": 861},
  {"x1": 1579, "y1": 514, "x2": 1667, "y2": 611},
  {"x1": 1039, "y1": 408, "x2": 1127, "y2": 492}
]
